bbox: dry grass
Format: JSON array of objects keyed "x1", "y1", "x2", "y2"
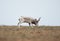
[{"x1": 0, "y1": 26, "x2": 60, "y2": 41}]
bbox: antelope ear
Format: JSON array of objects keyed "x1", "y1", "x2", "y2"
[
  {"x1": 38, "y1": 17, "x2": 41, "y2": 22},
  {"x1": 35, "y1": 19, "x2": 37, "y2": 21}
]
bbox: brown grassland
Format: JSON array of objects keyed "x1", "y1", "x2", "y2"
[{"x1": 0, "y1": 26, "x2": 60, "y2": 41}]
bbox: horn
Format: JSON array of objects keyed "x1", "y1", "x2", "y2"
[{"x1": 38, "y1": 17, "x2": 41, "y2": 22}]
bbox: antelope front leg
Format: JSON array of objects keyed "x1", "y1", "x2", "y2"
[{"x1": 30, "y1": 22, "x2": 33, "y2": 28}]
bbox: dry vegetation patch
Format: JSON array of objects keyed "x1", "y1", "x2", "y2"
[{"x1": 0, "y1": 26, "x2": 60, "y2": 41}]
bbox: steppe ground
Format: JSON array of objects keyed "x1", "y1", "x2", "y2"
[{"x1": 0, "y1": 26, "x2": 60, "y2": 41}]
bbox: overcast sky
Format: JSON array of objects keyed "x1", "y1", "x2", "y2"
[{"x1": 0, "y1": 0, "x2": 60, "y2": 26}]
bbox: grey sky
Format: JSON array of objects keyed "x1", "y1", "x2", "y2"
[{"x1": 0, "y1": 0, "x2": 60, "y2": 26}]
